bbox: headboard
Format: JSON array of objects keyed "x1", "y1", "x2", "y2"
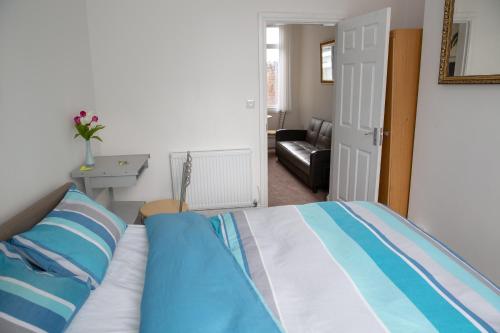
[{"x1": 0, "y1": 183, "x2": 73, "y2": 241}]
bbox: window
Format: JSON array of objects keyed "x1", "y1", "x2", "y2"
[
  {"x1": 320, "y1": 40, "x2": 335, "y2": 83},
  {"x1": 266, "y1": 27, "x2": 280, "y2": 110}
]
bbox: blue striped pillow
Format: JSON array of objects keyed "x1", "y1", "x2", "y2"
[
  {"x1": 0, "y1": 241, "x2": 90, "y2": 333},
  {"x1": 11, "y1": 186, "x2": 127, "y2": 288}
]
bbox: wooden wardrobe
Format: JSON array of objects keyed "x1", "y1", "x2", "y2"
[{"x1": 378, "y1": 29, "x2": 422, "y2": 218}]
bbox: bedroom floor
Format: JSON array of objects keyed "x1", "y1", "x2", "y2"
[{"x1": 268, "y1": 151, "x2": 328, "y2": 207}]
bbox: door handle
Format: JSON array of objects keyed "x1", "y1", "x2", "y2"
[{"x1": 363, "y1": 128, "x2": 382, "y2": 146}]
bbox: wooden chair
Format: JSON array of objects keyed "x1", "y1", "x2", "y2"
[
  {"x1": 140, "y1": 152, "x2": 193, "y2": 219},
  {"x1": 267, "y1": 111, "x2": 287, "y2": 136}
]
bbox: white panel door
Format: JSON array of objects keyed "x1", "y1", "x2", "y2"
[{"x1": 331, "y1": 8, "x2": 391, "y2": 201}]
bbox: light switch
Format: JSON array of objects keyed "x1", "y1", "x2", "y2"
[{"x1": 246, "y1": 99, "x2": 255, "y2": 109}]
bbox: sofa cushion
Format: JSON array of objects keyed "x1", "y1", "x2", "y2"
[
  {"x1": 316, "y1": 121, "x2": 333, "y2": 149},
  {"x1": 305, "y1": 118, "x2": 324, "y2": 145},
  {"x1": 289, "y1": 140, "x2": 316, "y2": 152},
  {"x1": 276, "y1": 141, "x2": 312, "y2": 174}
]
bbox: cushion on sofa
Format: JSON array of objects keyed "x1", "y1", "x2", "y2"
[
  {"x1": 11, "y1": 186, "x2": 127, "y2": 289},
  {"x1": 276, "y1": 141, "x2": 312, "y2": 174},
  {"x1": 305, "y1": 118, "x2": 324, "y2": 145},
  {"x1": 316, "y1": 121, "x2": 333, "y2": 149}
]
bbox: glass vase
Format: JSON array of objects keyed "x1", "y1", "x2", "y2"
[{"x1": 84, "y1": 140, "x2": 95, "y2": 166}]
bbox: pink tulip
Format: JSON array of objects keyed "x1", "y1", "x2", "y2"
[
  {"x1": 92, "y1": 115, "x2": 98, "y2": 123},
  {"x1": 74, "y1": 116, "x2": 81, "y2": 124},
  {"x1": 80, "y1": 110, "x2": 87, "y2": 117}
]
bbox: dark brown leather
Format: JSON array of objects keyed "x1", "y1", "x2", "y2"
[
  {"x1": 0, "y1": 183, "x2": 73, "y2": 241},
  {"x1": 276, "y1": 119, "x2": 333, "y2": 192},
  {"x1": 276, "y1": 129, "x2": 307, "y2": 142},
  {"x1": 276, "y1": 141, "x2": 313, "y2": 174},
  {"x1": 316, "y1": 121, "x2": 333, "y2": 149},
  {"x1": 305, "y1": 118, "x2": 323, "y2": 145}
]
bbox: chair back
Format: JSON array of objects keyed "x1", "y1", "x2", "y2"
[
  {"x1": 179, "y1": 151, "x2": 193, "y2": 212},
  {"x1": 277, "y1": 111, "x2": 287, "y2": 129}
]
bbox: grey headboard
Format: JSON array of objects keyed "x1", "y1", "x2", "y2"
[{"x1": 0, "y1": 183, "x2": 73, "y2": 241}]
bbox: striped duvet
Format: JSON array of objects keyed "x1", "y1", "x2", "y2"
[{"x1": 212, "y1": 201, "x2": 500, "y2": 333}]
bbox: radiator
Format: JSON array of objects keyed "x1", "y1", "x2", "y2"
[{"x1": 170, "y1": 149, "x2": 254, "y2": 210}]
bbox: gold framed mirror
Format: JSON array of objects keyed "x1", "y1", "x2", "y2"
[
  {"x1": 320, "y1": 40, "x2": 335, "y2": 84},
  {"x1": 439, "y1": 0, "x2": 500, "y2": 84}
]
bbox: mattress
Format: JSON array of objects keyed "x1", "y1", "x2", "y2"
[{"x1": 67, "y1": 225, "x2": 147, "y2": 333}]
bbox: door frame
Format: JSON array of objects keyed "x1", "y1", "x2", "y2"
[{"x1": 258, "y1": 12, "x2": 346, "y2": 207}]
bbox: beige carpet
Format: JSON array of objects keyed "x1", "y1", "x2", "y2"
[{"x1": 268, "y1": 151, "x2": 328, "y2": 207}]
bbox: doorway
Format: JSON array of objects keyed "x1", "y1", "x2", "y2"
[
  {"x1": 264, "y1": 23, "x2": 336, "y2": 206},
  {"x1": 259, "y1": 10, "x2": 392, "y2": 206},
  {"x1": 258, "y1": 13, "x2": 343, "y2": 207}
]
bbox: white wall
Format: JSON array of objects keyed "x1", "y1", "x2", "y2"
[
  {"x1": 0, "y1": 0, "x2": 96, "y2": 223},
  {"x1": 454, "y1": 0, "x2": 500, "y2": 75},
  {"x1": 291, "y1": 25, "x2": 336, "y2": 130},
  {"x1": 85, "y1": 0, "x2": 424, "y2": 204},
  {"x1": 409, "y1": 0, "x2": 500, "y2": 284}
]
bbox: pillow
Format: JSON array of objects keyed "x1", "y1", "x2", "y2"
[
  {"x1": 0, "y1": 241, "x2": 90, "y2": 333},
  {"x1": 11, "y1": 186, "x2": 127, "y2": 288}
]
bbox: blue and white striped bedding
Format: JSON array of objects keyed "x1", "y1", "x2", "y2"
[
  {"x1": 140, "y1": 212, "x2": 283, "y2": 333},
  {"x1": 11, "y1": 186, "x2": 127, "y2": 288},
  {"x1": 211, "y1": 201, "x2": 500, "y2": 333},
  {"x1": 0, "y1": 242, "x2": 90, "y2": 333}
]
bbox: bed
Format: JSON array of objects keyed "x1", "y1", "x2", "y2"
[{"x1": 0, "y1": 183, "x2": 498, "y2": 333}]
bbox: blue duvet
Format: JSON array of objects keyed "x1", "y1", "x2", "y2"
[{"x1": 140, "y1": 212, "x2": 283, "y2": 333}]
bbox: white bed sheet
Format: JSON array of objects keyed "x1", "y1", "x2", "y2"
[{"x1": 67, "y1": 225, "x2": 148, "y2": 333}]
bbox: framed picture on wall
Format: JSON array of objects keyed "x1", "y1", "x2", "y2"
[{"x1": 320, "y1": 40, "x2": 335, "y2": 84}]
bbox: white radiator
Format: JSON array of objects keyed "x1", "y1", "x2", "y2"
[{"x1": 170, "y1": 149, "x2": 254, "y2": 210}]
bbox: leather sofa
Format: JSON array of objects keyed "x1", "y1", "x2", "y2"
[{"x1": 276, "y1": 117, "x2": 333, "y2": 192}]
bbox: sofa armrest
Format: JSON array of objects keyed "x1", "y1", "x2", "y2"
[
  {"x1": 310, "y1": 149, "x2": 331, "y2": 166},
  {"x1": 275, "y1": 129, "x2": 307, "y2": 142},
  {"x1": 309, "y1": 149, "x2": 331, "y2": 191}
]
